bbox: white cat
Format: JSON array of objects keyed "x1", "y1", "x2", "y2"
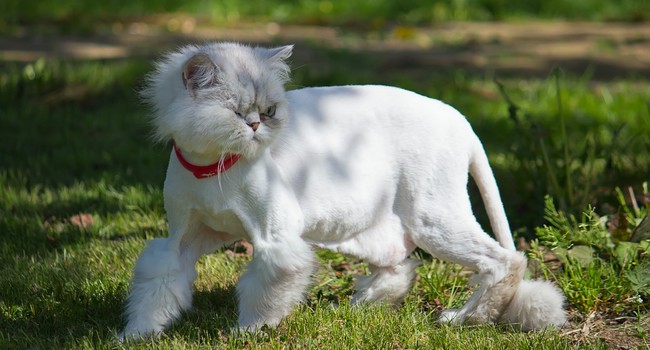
[{"x1": 120, "y1": 42, "x2": 566, "y2": 340}]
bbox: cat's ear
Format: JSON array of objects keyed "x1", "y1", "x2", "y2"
[
  {"x1": 182, "y1": 53, "x2": 219, "y2": 92},
  {"x1": 266, "y1": 45, "x2": 293, "y2": 62},
  {"x1": 264, "y1": 45, "x2": 293, "y2": 83}
]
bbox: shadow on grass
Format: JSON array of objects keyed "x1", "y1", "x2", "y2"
[
  {"x1": 0, "y1": 266, "x2": 126, "y2": 347},
  {"x1": 1, "y1": 253, "x2": 240, "y2": 348},
  {"x1": 168, "y1": 286, "x2": 240, "y2": 339}
]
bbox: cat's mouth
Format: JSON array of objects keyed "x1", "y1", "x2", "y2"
[
  {"x1": 250, "y1": 130, "x2": 264, "y2": 143},
  {"x1": 238, "y1": 133, "x2": 261, "y2": 157}
]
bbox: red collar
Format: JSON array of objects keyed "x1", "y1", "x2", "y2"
[{"x1": 173, "y1": 141, "x2": 240, "y2": 179}]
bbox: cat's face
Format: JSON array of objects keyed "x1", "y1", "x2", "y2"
[{"x1": 143, "y1": 43, "x2": 292, "y2": 159}]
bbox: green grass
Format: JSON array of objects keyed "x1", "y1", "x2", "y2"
[{"x1": 1, "y1": 47, "x2": 649, "y2": 348}]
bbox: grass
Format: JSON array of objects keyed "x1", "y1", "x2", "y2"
[{"x1": 1, "y1": 24, "x2": 649, "y2": 349}]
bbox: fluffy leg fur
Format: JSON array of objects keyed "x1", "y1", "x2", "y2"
[
  {"x1": 121, "y1": 227, "x2": 227, "y2": 340},
  {"x1": 236, "y1": 237, "x2": 315, "y2": 330},
  {"x1": 410, "y1": 210, "x2": 533, "y2": 327},
  {"x1": 437, "y1": 251, "x2": 567, "y2": 331},
  {"x1": 351, "y1": 259, "x2": 421, "y2": 305},
  {"x1": 120, "y1": 238, "x2": 193, "y2": 340},
  {"x1": 437, "y1": 250, "x2": 527, "y2": 325},
  {"x1": 499, "y1": 279, "x2": 567, "y2": 330}
]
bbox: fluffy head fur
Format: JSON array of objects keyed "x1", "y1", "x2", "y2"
[{"x1": 141, "y1": 42, "x2": 293, "y2": 159}]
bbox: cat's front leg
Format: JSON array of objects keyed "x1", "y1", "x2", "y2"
[
  {"x1": 231, "y1": 154, "x2": 316, "y2": 330},
  {"x1": 119, "y1": 236, "x2": 189, "y2": 341},
  {"x1": 120, "y1": 205, "x2": 226, "y2": 341},
  {"x1": 236, "y1": 234, "x2": 315, "y2": 330}
]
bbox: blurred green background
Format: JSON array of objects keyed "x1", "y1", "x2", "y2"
[{"x1": 2, "y1": 0, "x2": 650, "y2": 27}]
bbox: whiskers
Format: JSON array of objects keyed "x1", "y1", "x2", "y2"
[
  {"x1": 213, "y1": 123, "x2": 282, "y2": 193},
  {"x1": 216, "y1": 137, "x2": 245, "y2": 194}
]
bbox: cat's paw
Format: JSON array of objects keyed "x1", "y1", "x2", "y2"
[{"x1": 437, "y1": 309, "x2": 463, "y2": 324}]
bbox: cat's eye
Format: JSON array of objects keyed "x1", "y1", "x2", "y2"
[
  {"x1": 234, "y1": 111, "x2": 243, "y2": 117},
  {"x1": 262, "y1": 105, "x2": 276, "y2": 118}
]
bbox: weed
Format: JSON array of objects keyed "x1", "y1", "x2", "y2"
[{"x1": 529, "y1": 192, "x2": 649, "y2": 315}]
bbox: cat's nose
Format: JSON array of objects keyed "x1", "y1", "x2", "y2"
[
  {"x1": 245, "y1": 112, "x2": 260, "y2": 132},
  {"x1": 248, "y1": 122, "x2": 260, "y2": 131}
]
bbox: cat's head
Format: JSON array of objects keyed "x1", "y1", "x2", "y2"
[{"x1": 142, "y1": 42, "x2": 292, "y2": 159}]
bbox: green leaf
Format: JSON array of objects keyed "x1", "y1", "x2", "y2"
[
  {"x1": 566, "y1": 245, "x2": 595, "y2": 267},
  {"x1": 613, "y1": 242, "x2": 639, "y2": 268},
  {"x1": 626, "y1": 263, "x2": 650, "y2": 296},
  {"x1": 640, "y1": 240, "x2": 650, "y2": 256}
]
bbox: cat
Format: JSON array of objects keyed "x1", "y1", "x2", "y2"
[{"x1": 120, "y1": 42, "x2": 567, "y2": 340}]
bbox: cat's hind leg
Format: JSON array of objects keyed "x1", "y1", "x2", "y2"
[
  {"x1": 351, "y1": 259, "x2": 421, "y2": 305},
  {"x1": 411, "y1": 217, "x2": 527, "y2": 326},
  {"x1": 411, "y1": 216, "x2": 566, "y2": 330}
]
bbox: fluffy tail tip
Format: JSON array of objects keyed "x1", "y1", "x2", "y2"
[{"x1": 500, "y1": 279, "x2": 568, "y2": 331}]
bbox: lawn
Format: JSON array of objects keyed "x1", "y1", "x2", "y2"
[{"x1": 1, "y1": 2, "x2": 649, "y2": 349}]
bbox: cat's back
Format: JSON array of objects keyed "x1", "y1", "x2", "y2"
[
  {"x1": 286, "y1": 85, "x2": 467, "y2": 127},
  {"x1": 273, "y1": 84, "x2": 479, "y2": 173},
  {"x1": 282, "y1": 85, "x2": 474, "y2": 146}
]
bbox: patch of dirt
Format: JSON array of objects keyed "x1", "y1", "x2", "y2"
[
  {"x1": 1, "y1": 20, "x2": 650, "y2": 79},
  {"x1": 225, "y1": 239, "x2": 253, "y2": 257},
  {"x1": 563, "y1": 311, "x2": 649, "y2": 349}
]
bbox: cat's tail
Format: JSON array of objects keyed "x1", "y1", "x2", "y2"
[
  {"x1": 469, "y1": 140, "x2": 567, "y2": 330},
  {"x1": 469, "y1": 140, "x2": 516, "y2": 250}
]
